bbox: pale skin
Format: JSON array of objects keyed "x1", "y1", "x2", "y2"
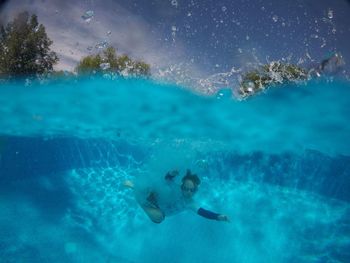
[{"x1": 124, "y1": 178, "x2": 230, "y2": 223}]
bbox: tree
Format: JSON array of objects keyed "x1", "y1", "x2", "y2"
[
  {"x1": 0, "y1": 12, "x2": 58, "y2": 78},
  {"x1": 75, "y1": 54, "x2": 103, "y2": 75},
  {"x1": 239, "y1": 62, "x2": 307, "y2": 98},
  {"x1": 75, "y1": 46, "x2": 151, "y2": 77}
]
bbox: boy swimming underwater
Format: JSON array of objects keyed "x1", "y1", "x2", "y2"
[{"x1": 124, "y1": 169, "x2": 229, "y2": 223}]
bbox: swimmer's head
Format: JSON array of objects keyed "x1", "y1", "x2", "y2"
[{"x1": 181, "y1": 169, "x2": 201, "y2": 199}]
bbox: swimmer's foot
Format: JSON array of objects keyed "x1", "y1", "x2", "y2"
[{"x1": 123, "y1": 180, "x2": 135, "y2": 189}]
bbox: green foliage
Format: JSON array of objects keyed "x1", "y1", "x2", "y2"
[
  {"x1": 75, "y1": 46, "x2": 151, "y2": 77},
  {"x1": 49, "y1": 70, "x2": 76, "y2": 79},
  {"x1": 76, "y1": 54, "x2": 102, "y2": 74},
  {"x1": 239, "y1": 62, "x2": 307, "y2": 98},
  {"x1": 0, "y1": 12, "x2": 58, "y2": 78}
]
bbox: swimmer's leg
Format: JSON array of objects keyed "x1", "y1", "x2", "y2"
[
  {"x1": 141, "y1": 204, "x2": 165, "y2": 224},
  {"x1": 140, "y1": 191, "x2": 164, "y2": 223},
  {"x1": 123, "y1": 182, "x2": 164, "y2": 223}
]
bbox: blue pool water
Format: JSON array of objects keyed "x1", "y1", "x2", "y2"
[{"x1": 0, "y1": 77, "x2": 349, "y2": 262}]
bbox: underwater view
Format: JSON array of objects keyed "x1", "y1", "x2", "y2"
[{"x1": 0, "y1": 1, "x2": 350, "y2": 263}]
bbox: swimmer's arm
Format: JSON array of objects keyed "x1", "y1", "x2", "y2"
[
  {"x1": 189, "y1": 203, "x2": 230, "y2": 222},
  {"x1": 164, "y1": 170, "x2": 179, "y2": 181}
]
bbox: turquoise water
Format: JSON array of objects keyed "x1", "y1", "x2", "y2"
[{"x1": 0, "y1": 77, "x2": 349, "y2": 262}]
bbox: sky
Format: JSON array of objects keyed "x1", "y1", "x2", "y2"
[{"x1": 0, "y1": 0, "x2": 349, "y2": 85}]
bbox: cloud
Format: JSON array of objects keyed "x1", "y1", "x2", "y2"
[{"x1": 0, "y1": 0, "x2": 205, "y2": 77}]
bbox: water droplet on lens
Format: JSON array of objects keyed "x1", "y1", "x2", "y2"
[
  {"x1": 327, "y1": 9, "x2": 333, "y2": 19},
  {"x1": 82, "y1": 10, "x2": 94, "y2": 22},
  {"x1": 95, "y1": 40, "x2": 108, "y2": 49},
  {"x1": 100, "y1": 63, "x2": 110, "y2": 70}
]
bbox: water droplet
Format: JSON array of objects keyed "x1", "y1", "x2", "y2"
[
  {"x1": 332, "y1": 28, "x2": 336, "y2": 34},
  {"x1": 107, "y1": 31, "x2": 112, "y2": 36},
  {"x1": 171, "y1": 25, "x2": 177, "y2": 31},
  {"x1": 187, "y1": 12, "x2": 192, "y2": 17},
  {"x1": 246, "y1": 35, "x2": 250, "y2": 40},
  {"x1": 272, "y1": 15, "x2": 278, "y2": 22},
  {"x1": 100, "y1": 63, "x2": 110, "y2": 70},
  {"x1": 238, "y1": 48, "x2": 243, "y2": 53},
  {"x1": 171, "y1": 0, "x2": 178, "y2": 7},
  {"x1": 222, "y1": 6, "x2": 227, "y2": 12},
  {"x1": 306, "y1": 52, "x2": 312, "y2": 60},
  {"x1": 327, "y1": 9, "x2": 333, "y2": 19},
  {"x1": 82, "y1": 10, "x2": 94, "y2": 22},
  {"x1": 95, "y1": 40, "x2": 108, "y2": 49}
]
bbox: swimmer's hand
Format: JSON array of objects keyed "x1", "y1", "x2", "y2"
[
  {"x1": 165, "y1": 170, "x2": 179, "y2": 181},
  {"x1": 217, "y1": 214, "x2": 230, "y2": 222}
]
